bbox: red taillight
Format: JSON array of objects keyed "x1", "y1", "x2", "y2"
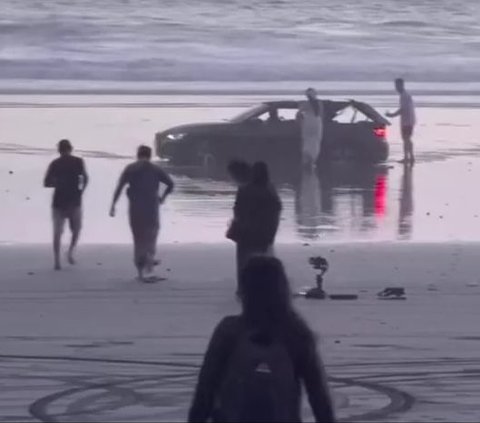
[{"x1": 374, "y1": 127, "x2": 387, "y2": 139}]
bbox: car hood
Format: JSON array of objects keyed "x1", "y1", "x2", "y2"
[{"x1": 158, "y1": 122, "x2": 231, "y2": 137}]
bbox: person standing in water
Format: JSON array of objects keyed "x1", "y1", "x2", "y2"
[
  {"x1": 44, "y1": 139, "x2": 89, "y2": 270},
  {"x1": 387, "y1": 78, "x2": 416, "y2": 164},
  {"x1": 110, "y1": 145, "x2": 174, "y2": 281},
  {"x1": 298, "y1": 88, "x2": 324, "y2": 169}
]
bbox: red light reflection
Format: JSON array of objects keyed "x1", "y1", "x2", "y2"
[{"x1": 375, "y1": 174, "x2": 387, "y2": 217}]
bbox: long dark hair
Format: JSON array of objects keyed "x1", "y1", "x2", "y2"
[
  {"x1": 251, "y1": 161, "x2": 270, "y2": 186},
  {"x1": 239, "y1": 256, "x2": 297, "y2": 335},
  {"x1": 227, "y1": 159, "x2": 251, "y2": 185}
]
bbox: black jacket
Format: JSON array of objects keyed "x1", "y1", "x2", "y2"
[
  {"x1": 233, "y1": 183, "x2": 282, "y2": 249},
  {"x1": 188, "y1": 315, "x2": 335, "y2": 423}
]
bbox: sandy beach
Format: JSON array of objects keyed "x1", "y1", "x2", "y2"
[
  {"x1": 1, "y1": 93, "x2": 480, "y2": 421},
  {"x1": 1, "y1": 0, "x2": 480, "y2": 420},
  {"x1": 1, "y1": 243, "x2": 480, "y2": 422}
]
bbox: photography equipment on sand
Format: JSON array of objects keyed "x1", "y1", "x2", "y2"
[{"x1": 295, "y1": 256, "x2": 358, "y2": 300}]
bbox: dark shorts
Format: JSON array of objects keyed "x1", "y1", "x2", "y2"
[
  {"x1": 52, "y1": 206, "x2": 82, "y2": 233},
  {"x1": 401, "y1": 125, "x2": 414, "y2": 140}
]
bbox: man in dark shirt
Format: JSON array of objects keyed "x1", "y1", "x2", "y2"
[
  {"x1": 44, "y1": 139, "x2": 89, "y2": 270},
  {"x1": 110, "y1": 145, "x2": 174, "y2": 281}
]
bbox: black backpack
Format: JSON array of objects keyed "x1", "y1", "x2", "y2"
[{"x1": 216, "y1": 330, "x2": 298, "y2": 422}]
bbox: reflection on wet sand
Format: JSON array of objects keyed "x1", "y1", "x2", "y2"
[
  {"x1": 398, "y1": 164, "x2": 414, "y2": 240},
  {"x1": 295, "y1": 164, "x2": 390, "y2": 240},
  {"x1": 295, "y1": 170, "x2": 323, "y2": 240},
  {"x1": 166, "y1": 160, "x2": 416, "y2": 242}
]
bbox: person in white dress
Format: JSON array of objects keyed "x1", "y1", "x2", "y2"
[{"x1": 297, "y1": 88, "x2": 324, "y2": 169}]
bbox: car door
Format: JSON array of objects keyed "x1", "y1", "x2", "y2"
[
  {"x1": 345, "y1": 101, "x2": 390, "y2": 160},
  {"x1": 323, "y1": 102, "x2": 354, "y2": 160},
  {"x1": 262, "y1": 107, "x2": 300, "y2": 163},
  {"x1": 222, "y1": 117, "x2": 270, "y2": 162}
]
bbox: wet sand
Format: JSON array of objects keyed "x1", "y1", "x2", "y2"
[{"x1": 1, "y1": 94, "x2": 480, "y2": 244}]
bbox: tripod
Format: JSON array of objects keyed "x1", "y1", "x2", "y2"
[{"x1": 305, "y1": 256, "x2": 329, "y2": 299}]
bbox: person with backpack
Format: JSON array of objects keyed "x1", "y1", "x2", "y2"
[{"x1": 188, "y1": 256, "x2": 335, "y2": 423}]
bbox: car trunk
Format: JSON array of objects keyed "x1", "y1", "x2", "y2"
[
  {"x1": 323, "y1": 101, "x2": 389, "y2": 162},
  {"x1": 350, "y1": 101, "x2": 391, "y2": 126}
]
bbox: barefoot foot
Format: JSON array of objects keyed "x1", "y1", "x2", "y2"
[{"x1": 67, "y1": 251, "x2": 76, "y2": 265}]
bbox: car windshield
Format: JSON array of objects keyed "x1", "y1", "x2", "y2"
[{"x1": 230, "y1": 104, "x2": 269, "y2": 123}]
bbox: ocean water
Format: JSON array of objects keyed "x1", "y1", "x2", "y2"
[{"x1": 1, "y1": 0, "x2": 479, "y2": 86}]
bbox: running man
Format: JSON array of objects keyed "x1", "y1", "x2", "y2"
[
  {"x1": 387, "y1": 78, "x2": 417, "y2": 164},
  {"x1": 110, "y1": 145, "x2": 174, "y2": 281},
  {"x1": 44, "y1": 139, "x2": 89, "y2": 270}
]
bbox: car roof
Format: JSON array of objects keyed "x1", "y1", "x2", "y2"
[
  {"x1": 262, "y1": 99, "x2": 390, "y2": 125},
  {"x1": 262, "y1": 100, "x2": 353, "y2": 110},
  {"x1": 263, "y1": 101, "x2": 299, "y2": 109}
]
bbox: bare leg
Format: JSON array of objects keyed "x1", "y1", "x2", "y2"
[
  {"x1": 136, "y1": 263, "x2": 144, "y2": 280},
  {"x1": 133, "y1": 231, "x2": 146, "y2": 280},
  {"x1": 53, "y1": 232, "x2": 62, "y2": 270},
  {"x1": 52, "y1": 210, "x2": 65, "y2": 270},
  {"x1": 67, "y1": 207, "x2": 82, "y2": 265},
  {"x1": 146, "y1": 218, "x2": 160, "y2": 273},
  {"x1": 401, "y1": 127, "x2": 413, "y2": 163},
  {"x1": 133, "y1": 234, "x2": 146, "y2": 280},
  {"x1": 407, "y1": 139, "x2": 415, "y2": 163},
  {"x1": 130, "y1": 214, "x2": 148, "y2": 280}
]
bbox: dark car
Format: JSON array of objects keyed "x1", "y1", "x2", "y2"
[{"x1": 155, "y1": 100, "x2": 390, "y2": 168}]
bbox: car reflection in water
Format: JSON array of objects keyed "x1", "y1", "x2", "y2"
[
  {"x1": 294, "y1": 163, "x2": 392, "y2": 240},
  {"x1": 162, "y1": 159, "x2": 413, "y2": 242}
]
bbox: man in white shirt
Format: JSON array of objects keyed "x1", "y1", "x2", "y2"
[{"x1": 387, "y1": 78, "x2": 416, "y2": 164}]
